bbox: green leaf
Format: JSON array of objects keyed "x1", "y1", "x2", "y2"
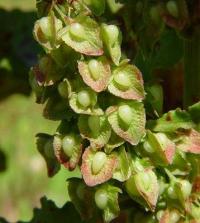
[
  {"x1": 95, "y1": 184, "x2": 122, "y2": 223},
  {"x1": 147, "y1": 109, "x2": 195, "y2": 133},
  {"x1": 53, "y1": 133, "x2": 82, "y2": 170},
  {"x1": 36, "y1": 133, "x2": 60, "y2": 177},
  {"x1": 43, "y1": 95, "x2": 72, "y2": 120},
  {"x1": 78, "y1": 57, "x2": 111, "y2": 92},
  {"x1": 151, "y1": 29, "x2": 183, "y2": 69},
  {"x1": 101, "y1": 23, "x2": 121, "y2": 65},
  {"x1": 145, "y1": 83, "x2": 163, "y2": 116},
  {"x1": 81, "y1": 147, "x2": 117, "y2": 186},
  {"x1": 78, "y1": 115, "x2": 111, "y2": 148},
  {"x1": 113, "y1": 146, "x2": 131, "y2": 182},
  {"x1": 68, "y1": 178, "x2": 96, "y2": 220},
  {"x1": 108, "y1": 62, "x2": 145, "y2": 100},
  {"x1": 83, "y1": 0, "x2": 105, "y2": 16},
  {"x1": 22, "y1": 196, "x2": 83, "y2": 223},
  {"x1": 61, "y1": 16, "x2": 103, "y2": 56},
  {"x1": 107, "y1": 101, "x2": 146, "y2": 145},
  {"x1": 36, "y1": 0, "x2": 54, "y2": 18},
  {"x1": 188, "y1": 101, "x2": 200, "y2": 123}
]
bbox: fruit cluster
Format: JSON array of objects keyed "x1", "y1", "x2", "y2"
[{"x1": 30, "y1": 1, "x2": 200, "y2": 222}]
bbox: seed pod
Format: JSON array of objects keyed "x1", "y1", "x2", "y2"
[
  {"x1": 69, "y1": 88, "x2": 103, "y2": 115},
  {"x1": 81, "y1": 147, "x2": 117, "y2": 186},
  {"x1": 78, "y1": 57, "x2": 111, "y2": 92},
  {"x1": 53, "y1": 133, "x2": 82, "y2": 170},
  {"x1": 78, "y1": 115, "x2": 111, "y2": 148},
  {"x1": 94, "y1": 184, "x2": 121, "y2": 222},
  {"x1": 95, "y1": 189, "x2": 108, "y2": 209},
  {"x1": 107, "y1": 101, "x2": 146, "y2": 145},
  {"x1": 125, "y1": 169, "x2": 159, "y2": 211},
  {"x1": 108, "y1": 62, "x2": 145, "y2": 100},
  {"x1": 101, "y1": 23, "x2": 121, "y2": 65},
  {"x1": 33, "y1": 14, "x2": 62, "y2": 50},
  {"x1": 61, "y1": 16, "x2": 103, "y2": 56},
  {"x1": 141, "y1": 130, "x2": 175, "y2": 166}
]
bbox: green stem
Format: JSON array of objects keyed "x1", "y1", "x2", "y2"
[{"x1": 183, "y1": 31, "x2": 200, "y2": 108}]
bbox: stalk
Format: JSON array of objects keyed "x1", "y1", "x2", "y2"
[{"x1": 183, "y1": 31, "x2": 200, "y2": 108}]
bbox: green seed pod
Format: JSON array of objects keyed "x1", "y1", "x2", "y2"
[
  {"x1": 155, "y1": 133, "x2": 169, "y2": 148},
  {"x1": 62, "y1": 135, "x2": 76, "y2": 157},
  {"x1": 39, "y1": 17, "x2": 52, "y2": 39},
  {"x1": 92, "y1": 151, "x2": 107, "y2": 174},
  {"x1": 88, "y1": 115, "x2": 101, "y2": 136},
  {"x1": 114, "y1": 71, "x2": 131, "y2": 91},
  {"x1": 95, "y1": 189, "x2": 108, "y2": 209},
  {"x1": 69, "y1": 23, "x2": 85, "y2": 39},
  {"x1": 169, "y1": 210, "x2": 180, "y2": 223},
  {"x1": 34, "y1": 16, "x2": 62, "y2": 42},
  {"x1": 88, "y1": 59, "x2": 101, "y2": 80},
  {"x1": 143, "y1": 141, "x2": 155, "y2": 153},
  {"x1": 125, "y1": 175, "x2": 140, "y2": 197},
  {"x1": 179, "y1": 179, "x2": 192, "y2": 199},
  {"x1": 167, "y1": 185, "x2": 177, "y2": 199},
  {"x1": 137, "y1": 171, "x2": 152, "y2": 191},
  {"x1": 58, "y1": 81, "x2": 69, "y2": 98},
  {"x1": 104, "y1": 24, "x2": 119, "y2": 46},
  {"x1": 77, "y1": 90, "x2": 92, "y2": 108},
  {"x1": 118, "y1": 105, "x2": 132, "y2": 127},
  {"x1": 166, "y1": 1, "x2": 179, "y2": 18}
]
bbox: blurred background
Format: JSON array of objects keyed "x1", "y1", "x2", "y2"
[{"x1": 0, "y1": 1, "x2": 74, "y2": 222}]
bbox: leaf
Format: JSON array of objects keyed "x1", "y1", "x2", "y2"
[
  {"x1": 43, "y1": 95, "x2": 72, "y2": 120},
  {"x1": 176, "y1": 129, "x2": 200, "y2": 154},
  {"x1": 36, "y1": 0, "x2": 54, "y2": 18},
  {"x1": 107, "y1": 101, "x2": 146, "y2": 145},
  {"x1": 61, "y1": 16, "x2": 103, "y2": 56},
  {"x1": 81, "y1": 147, "x2": 117, "y2": 186},
  {"x1": 84, "y1": 0, "x2": 106, "y2": 16},
  {"x1": 53, "y1": 134, "x2": 82, "y2": 170},
  {"x1": 151, "y1": 29, "x2": 183, "y2": 69},
  {"x1": 68, "y1": 178, "x2": 96, "y2": 220},
  {"x1": 78, "y1": 115, "x2": 111, "y2": 148},
  {"x1": 36, "y1": 133, "x2": 60, "y2": 177},
  {"x1": 113, "y1": 146, "x2": 131, "y2": 182},
  {"x1": 147, "y1": 108, "x2": 195, "y2": 132},
  {"x1": 188, "y1": 102, "x2": 200, "y2": 123},
  {"x1": 20, "y1": 196, "x2": 83, "y2": 223},
  {"x1": 101, "y1": 23, "x2": 121, "y2": 65},
  {"x1": 108, "y1": 63, "x2": 145, "y2": 100},
  {"x1": 78, "y1": 57, "x2": 111, "y2": 92}
]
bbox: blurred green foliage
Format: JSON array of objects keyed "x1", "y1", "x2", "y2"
[{"x1": 0, "y1": 1, "x2": 78, "y2": 222}]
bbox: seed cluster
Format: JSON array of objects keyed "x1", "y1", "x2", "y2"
[{"x1": 31, "y1": 1, "x2": 200, "y2": 222}]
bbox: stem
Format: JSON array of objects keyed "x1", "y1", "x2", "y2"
[{"x1": 183, "y1": 31, "x2": 200, "y2": 108}]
